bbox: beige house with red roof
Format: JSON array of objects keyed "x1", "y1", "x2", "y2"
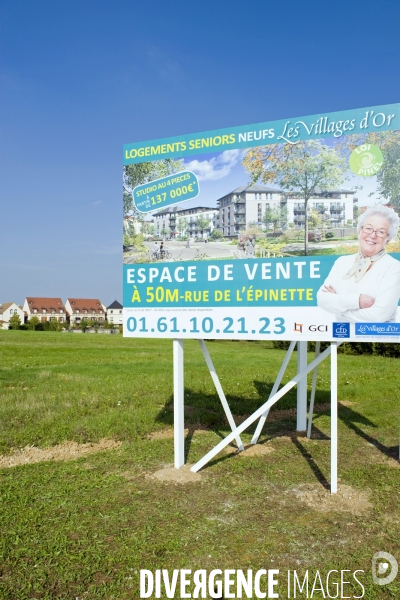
[
  {"x1": 65, "y1": 298, "x2": 106, "y2": 325},
  {"x1": 23, "y1": 297, "x2": 66, "y2": 323},
  {"x1": 0, "y1": 302, "x2": 25, "y2": 329}
]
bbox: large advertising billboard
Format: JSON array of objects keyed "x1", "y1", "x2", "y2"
[{"x1": 123, "y1": 104, "x2": 400, "y2": 342}]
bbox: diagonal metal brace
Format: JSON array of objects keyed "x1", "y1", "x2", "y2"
[
  {"x1": 191, "y1": 344, "x2": 334, "y2": 473},
  {"x1": 198, "y1": 340, "x2": 244, "y2": 451}
]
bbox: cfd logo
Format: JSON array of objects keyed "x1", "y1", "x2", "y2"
[
  {"x1": 309, "y1": 324, "x2": 328, "y2": 332},
  {"x1": 294, "y1": 323, "x2": 303, "y2": 333}
]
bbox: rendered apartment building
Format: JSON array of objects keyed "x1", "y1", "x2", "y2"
[
  {"x1": 215, "y1": 185, "x2": 355, "y2": 237},
  {"x1": 153, "y1": 206, "x2": 218, "y2": 238}
]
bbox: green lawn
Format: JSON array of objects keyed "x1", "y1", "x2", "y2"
[{"x1": 0, "y1": 331, "x2": 399, "y2": 599}]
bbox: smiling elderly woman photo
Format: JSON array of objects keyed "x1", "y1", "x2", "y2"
[{"x1": 317, "y1": 205, "x2": 400, "y2": 322}]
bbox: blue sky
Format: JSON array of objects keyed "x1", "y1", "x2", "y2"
[{"x1": 1, "y1": 0, "x2": 400, "y2": 305}]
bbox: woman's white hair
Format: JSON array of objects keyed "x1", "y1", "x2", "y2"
[{"x1": 357, "y1": 205, "x2": 399, "y2": 241}]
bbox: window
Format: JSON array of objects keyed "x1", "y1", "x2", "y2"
[
  {"x1": 60, "y1": 309, "x2": 63, "y2": 313},
  {"x1": 43, "y1": 309, "x2": 46, "y2": 314},
  {"x1": 51, "y1": 310, "x2": 55, "y2": 314},
  {"x1": 110, "y1": 317, "x2": 113, "y2": 322},
  {"x1": 76, "y1": 310, "x2": 80, "y2": 314},
  {"x1": 110, "y1": 310, "x2": 113, "y2": 314},
  {"x1": 34, "y1": 309, "x2": 37, "y2": 314},
  {"x1": 84, "y1": 310, "x2": 87, "y2": 314}
]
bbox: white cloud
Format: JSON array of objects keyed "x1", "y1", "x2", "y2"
[{"x1": 185, "y1": 149, "x2": 242, "y2": 181}]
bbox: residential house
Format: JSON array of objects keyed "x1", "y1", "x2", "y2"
[
  {"x1": 65, "y1": 298, "x2": 106, "y2": 326},
  {"x1": 0, "y1": 302, "x2": 25, "y2": 329},
  {"x1": 23, "y1": 297, "x2": 66, "y2": 323},
  {"x1": 107, "y1": 300, "x2": 123, "y2": 325}
]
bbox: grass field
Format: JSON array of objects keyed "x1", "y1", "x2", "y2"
[{"x1": 0, "y1": 331, "x2": 399, "y2": 599}]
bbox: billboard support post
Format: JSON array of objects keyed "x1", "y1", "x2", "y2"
[
  {"x1": 297, "y1": 341, "x2": 308, "y2": 431},
  {"x1": 197, "y1": 340, "x2": 244, "y2": 451},
  {"x1": 307, "y1": 341, "x2": 321, "y2": 438},
  {"x1": 173, "y1": 339, "x2": 185, "y2": 468},
  {"x1": 331, "y1": 342, "x2": 338, "y2": 493}
]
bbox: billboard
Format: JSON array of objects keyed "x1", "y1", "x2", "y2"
[{"x1": 123, "y1": 103, "x2": 400, "y2": 342}]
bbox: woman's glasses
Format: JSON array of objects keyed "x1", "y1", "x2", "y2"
[{"x1": 361, "y1": 225, "x2": 388, "y2": 238}]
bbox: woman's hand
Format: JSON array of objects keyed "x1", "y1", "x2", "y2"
[
  {"x1": 359, "y1": 294, "x2": 375, "y2": 308},
  {"x1": 322, "y1": 285, "x2": 336, "y2": 294}
]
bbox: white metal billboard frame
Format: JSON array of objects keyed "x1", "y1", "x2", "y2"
[{"x1": 173, "y1": 339, "x2": 341, "y2": 494}]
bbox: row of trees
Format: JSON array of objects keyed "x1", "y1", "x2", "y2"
[
  {"x1": 242, "y1": 132, "x2": 400, "y2": 255},
  {"x1": 7, "y1": 314, "x2": 119, "y2": 332}
]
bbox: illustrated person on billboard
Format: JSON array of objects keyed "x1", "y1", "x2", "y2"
[
  {"x1": 245, "y1": 236, "x2": 256, "y2": 258},
  {"x1": 317, "y1": 205, "x2": 400, "y2": 322}
]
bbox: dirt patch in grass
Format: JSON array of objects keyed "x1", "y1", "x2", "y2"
[
  {"x1": 237, "y1": 443, "x2": 276, "y2": 457},
  {"x1": 0, "y1": 439, "x2": 122, "y2": 468},
  {"x1": 146, "y1": 426, "x2": 210, "y2": 440},
  {"x1": 289, "y1": 483, "x2": 372, "y2": 515},
  {"x1": 148, "y1": 464, "x2": 202, "y2": 484}
]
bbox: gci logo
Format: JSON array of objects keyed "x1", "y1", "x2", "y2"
[{"x1": 309, "y1": 325, "x2": 328, "y2": 333}]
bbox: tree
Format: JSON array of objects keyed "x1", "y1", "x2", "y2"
[
  {"x1": 308, "y1": 209, "x2": 322, "y2": 230},
  {"x1": 9, "y1": 313, "x2": 21, "y2": 329},
  {"x1": 263, "y1": 206, "x2": 287, "y2": 233},
  {"x1": 340, "y1": 130, "x2": 400, "y2": 211},
  {"x1": 196, "y1": 214, "x2": 210, "y2": 238},
  {"x1": 371, "y1": 132, "x2": 400, "y2": 209},
  {"x1": 244, "y1": 222, "x2": 263, "y2": 238},
  {"x1": 80, "y1": 319, "x2": 89, "y2": 333},
  {"x1": 26, "y1": 315, "x2": 40, "y2": 330},
  {"x1": 209, "y1": 228, "x2": 224, "y2": 240},
  {"x1": 141, "y1": 221, "x2": 156, "y2": 237},
  {"x1": 176, "y1": 217, "x2": 188, "y2": 237},
  {"x1": 243, "y1": 140, "x2": 348, "y2": 255}
]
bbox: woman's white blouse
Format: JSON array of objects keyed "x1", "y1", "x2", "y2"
[{"x1": 317, "y1": 253, "x2": 400, "y2": 322}]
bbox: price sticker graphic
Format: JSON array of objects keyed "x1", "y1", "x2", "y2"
[{"x1": 133, "y1": 171, "x2": 199, "y2": 213}]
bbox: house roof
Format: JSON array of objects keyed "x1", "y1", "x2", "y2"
[
  {"x1": 26, "y1": 297, "x2": 65, "y2": 312},
  {"x1": 0, "y1": 302, "x2": 14, "y2": 313},
  {"x1": 66, "y1": 298, "x2": 104, "y2": 313},
  {"x1": 107, "y1": 300, "x2": 123, "y2": 309},
  {"x1": 230, "y1": 185, "x2": 283, "y2": 194},
  {"x1": 312, "y1": 187, "x2": 355, "y2": 195}
]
